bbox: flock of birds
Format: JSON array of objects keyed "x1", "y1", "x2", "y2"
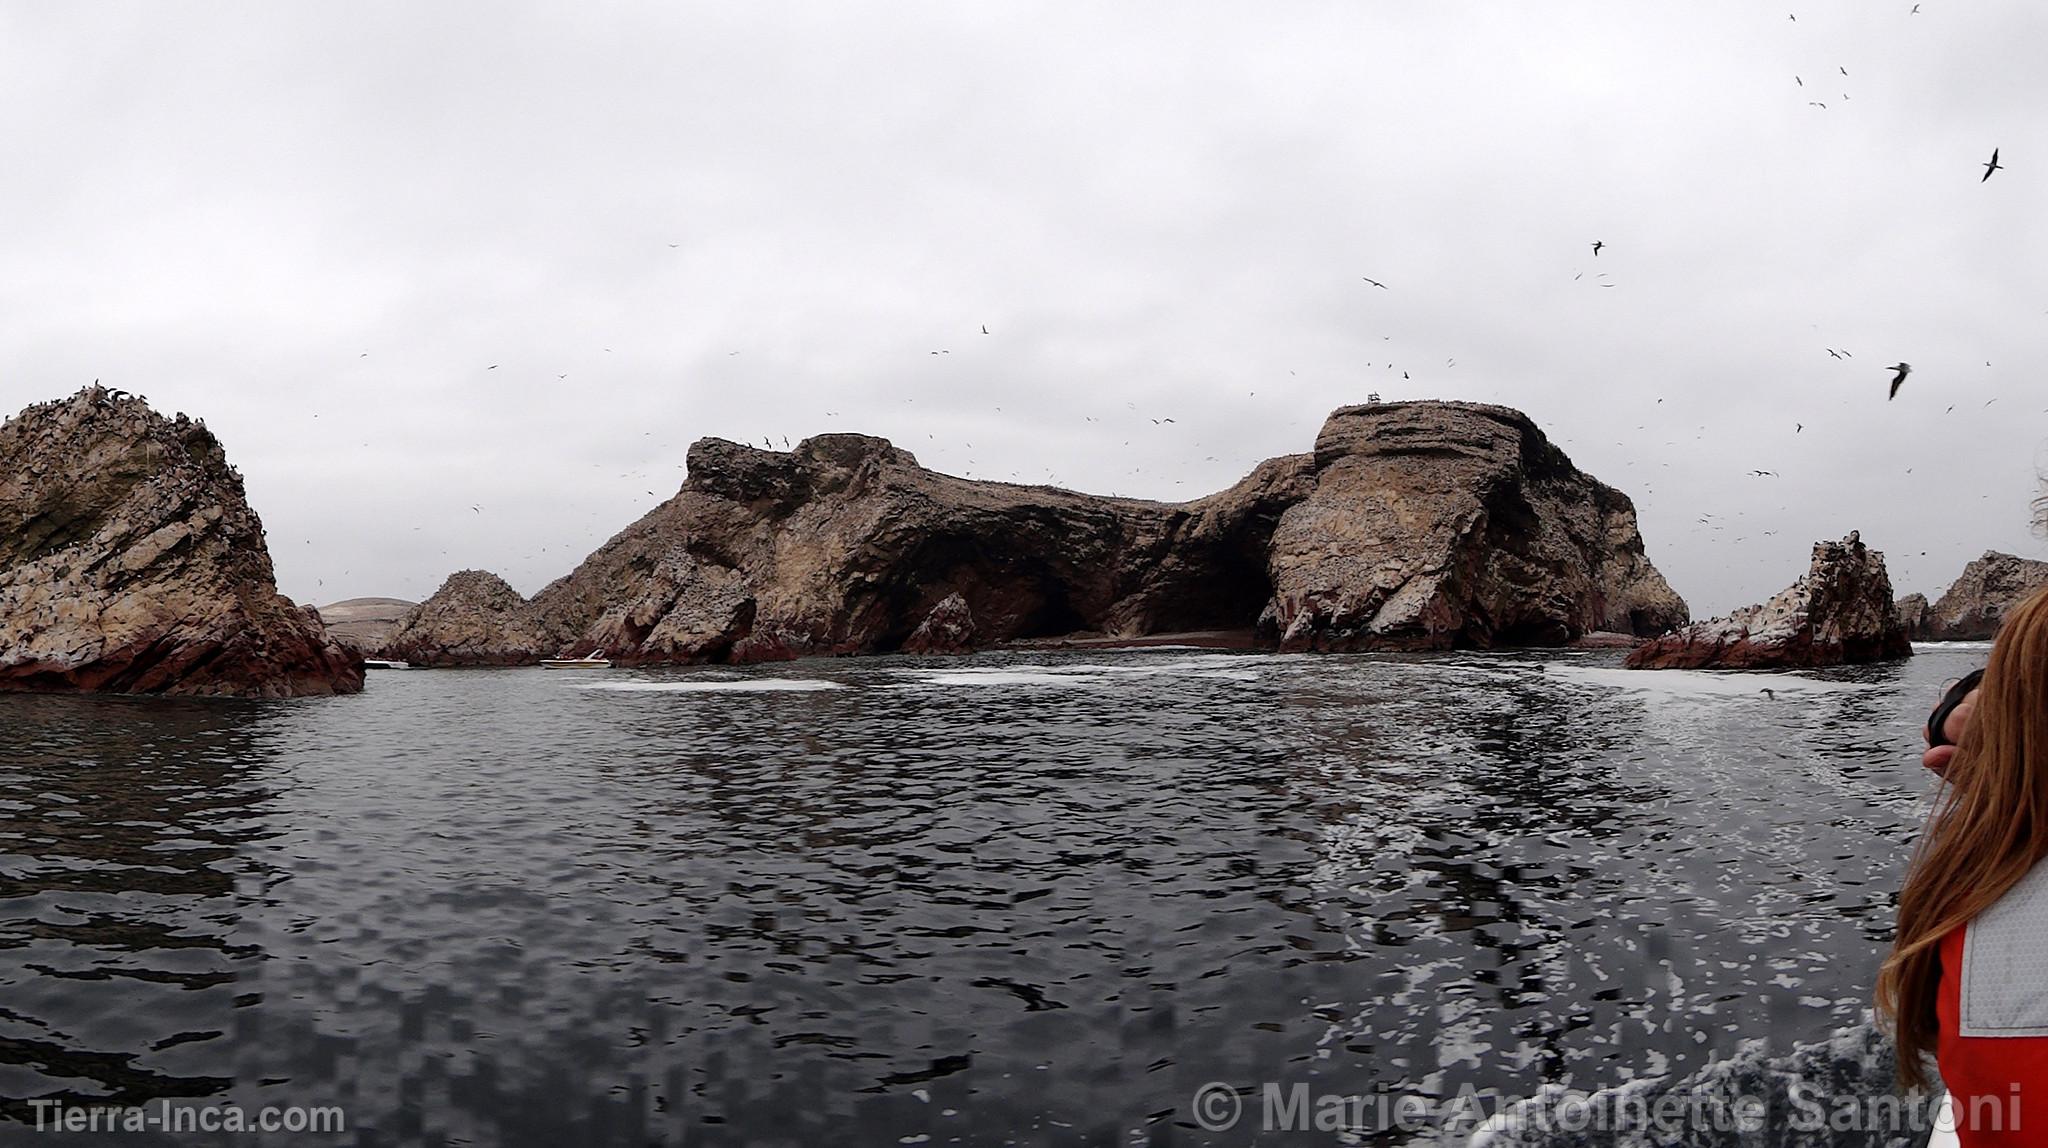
[{"x1": 228, "y1": 6, "x2": 2024, "y2": 606}]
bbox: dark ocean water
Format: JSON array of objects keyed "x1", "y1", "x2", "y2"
[{"x1": 0, "y1": 645, "x2": 1981, "y2": 1146}]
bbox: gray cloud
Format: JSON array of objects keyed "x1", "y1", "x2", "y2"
[{"x1": 5, "y1": 1, "x2": 2044, "y2": 616}]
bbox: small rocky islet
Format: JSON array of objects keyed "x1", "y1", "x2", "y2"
[
  {"x1": 2, "y1": 384, "x2": 2034, "y2": 695},
  {"x1": 0, "y1": 387, "x2": 361, "y2": 697}
]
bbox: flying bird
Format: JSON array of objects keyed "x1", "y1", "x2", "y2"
[
  {"x1": 1886, "y1": 362, "x2": 1912, "y2": 398},
  {"x1": 1983, "y1": 148, "x2": 2003, "y2": 181},
  {"x1": 1825, "y1": 348, "x2": 1842, "y2": 359},
  {"x1": 1362, "y1": 277, "x2": 1388, "y2": 289},
  {"x1": 981, "y1": 325, "x2": 989, "y2": 334},
  {"x1": 1590, "y1": 241, "x2": 1604, "y2": 256}
]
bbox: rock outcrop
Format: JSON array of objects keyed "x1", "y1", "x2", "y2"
[
  {"x1": 1259, "y1": 402, "x2": 1687, "y2": 651},
  {"x1": 377, "y1": 571, "x2": 568, "y2": 667},
  {"x1": 1624, "y1": 532, "x2": 1911, "y2": 669},
  {"x1": 391, "y1": 401, "x2": 1687, "y2": 664},
  {"x1": 315, "y1": 596, "x2": 416, "y2": 655},
  {"x1": 0, "y1": 387, "x2": 363, "y2": 697},
  {"x1": 1894, "y1": 593, "x2": 1930, "y2": 640},
  {"x1": 901, "y1": 592, "x2": 978, "y2": 655},
  {"x1": 1919, "y1": 551, "x2": 2048, "y2": 640}
]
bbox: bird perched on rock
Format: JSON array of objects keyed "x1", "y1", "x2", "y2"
[{"x1": 1886, "y1": 362, "x2": 1912, "y2": 398}]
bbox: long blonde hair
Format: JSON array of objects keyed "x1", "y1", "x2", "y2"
[{"x1": 1877, "y1": 585, "x2": 2048, "y2": 1089}]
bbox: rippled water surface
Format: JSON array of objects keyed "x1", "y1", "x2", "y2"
[{"x1": 0, "y1": 646, "x2": 1981, "y2": 1145}]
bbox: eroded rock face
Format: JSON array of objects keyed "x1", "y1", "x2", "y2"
[
  {"x1": 398, "y1": 401, "x2": 1686, "y2": 664},
  {"x1": 1921, "y1": 551, "x2": 2048, "y2": 640},
  {"x1": 902, "y1": 592, "x2": 978, "y2": 655},
  {"x1": 1894, "y1": 593, "x2": 1930, "y2": 640},
  {"x1": 1261, "y1": 402, "x2": 1687, "y2": 651},
  {"x1": 378, "y1": 571, "x2": 569, "y2": 666},
  {"x1": 1625, "y1": 533, "x2": 1911, "y2": 669},
  {"x1": 0, "y1": 387, "x2": 363, "y2": 697}
]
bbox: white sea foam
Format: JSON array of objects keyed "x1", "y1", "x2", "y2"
[
  {"x1": 574, "y1": 679, "x2": 847, "y2": 693},
  {"x1": 1541, "y1": 663, "x2": 1873, "y2": 696},
  {"x1": 1914, "y1": 640, "x2": 1994, "y2": 651},
  {"x1": 894, "y1": 656, "x2": 1261, "y2": 688},
  {"x1": 899, "y1": 668, "x2": 1109, "y2": 687}
]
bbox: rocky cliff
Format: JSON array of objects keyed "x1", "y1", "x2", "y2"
[
  {"x1": 0, "y1": 387, "x2": 363, "y2": 697},
  {"x1": 378, "y1": 571, "x2": 570, "y2": 666},
  {"x1": 1625, "y1": 532, "x2": 1911, "y2": 669},
  {"x1": 1261, "y1": 402, "x2": 1686, "y2": 650},
  {"x1": 1919, "y1": 550, "x2": 2048, "y2": 640},
  {"x1": 1893, "y1": 592, "x2": 1930, "y2": 640},
  {"x1": 390, "y1": 401, "x2": 1688, "y2": 664}
]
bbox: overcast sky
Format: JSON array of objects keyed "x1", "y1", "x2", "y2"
[{"x1": 5, "y1": 1, "x2": 2046, "y2": 617}]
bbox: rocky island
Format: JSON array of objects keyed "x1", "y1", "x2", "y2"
[
  {"x1": 383, "y1": 401, "x2": 1689, "y2": 664},
  {"x1": 0, "y1": 387, "x2": 363, "y2": 697},
  {"x1": 1624, "y1": 532, "x2": 1911, "y2": 670},
  {"x1": 1900, "y1": 550, "x2": 2048, "y2": 640}
]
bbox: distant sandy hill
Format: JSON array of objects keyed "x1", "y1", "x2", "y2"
[{"x1": 316, "y1": 597, "x2": 416, "y2": 655}]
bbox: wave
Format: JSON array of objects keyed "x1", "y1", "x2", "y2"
[
  {"x1": 1470, "y1": 1021, "x2": 1935, "y2": 1147},
  {"x1": 893, "y1": 656, "x2": 1263, "y2": 688},
  {"x1": 1542, "y1": 663, "x2": 1876, "y2": 697},
  {"x1": 574, "y1": 679, "x2": 847, "y2": 693}
]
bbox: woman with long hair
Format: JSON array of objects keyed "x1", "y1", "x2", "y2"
[{"x1": 1878, "y1": 583, "x2": 2048, "y2": 1143}]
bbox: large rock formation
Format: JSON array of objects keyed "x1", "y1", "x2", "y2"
[
  {"x1": 1625, "y1": 533, "x2": 1911, "y2": 670},
  {"x1": 1919, "y1": 551, "x2": 2048, "y2": 640},
  {"x1": 0, "y1": 387, "x2": 363, "y2": 697},
  {"x1": 389, "y1": 401, "x2": 1688, "y2": 664},
  {"x1": 315, "y1": 596, "x2": 416, "y2": 656},
  {"x1": 1893, "y1": 593, "x2": 1930, "y2": 640},
  {"x1": 377, "y1": 571, "x2": 568, "y2": 667},
  {"x1": 1259, "y1": 402, "x2": 1686, "y2": 650}
]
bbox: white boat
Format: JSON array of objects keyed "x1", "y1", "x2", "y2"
[
  {"x1": 541, "y1": 651, "x2": 612, "y2": 669},
  {"x1": 361, "y1": 658, "x2": 412, "y2": 670}
]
